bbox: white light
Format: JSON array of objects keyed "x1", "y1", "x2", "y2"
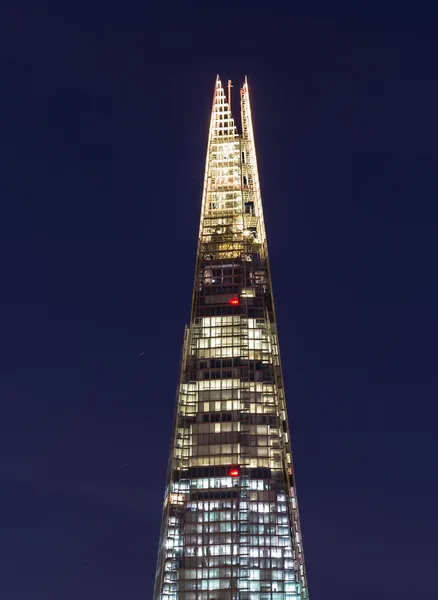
[{"x1": 243, "y1": 230, "x2": 250, "y2": 237}]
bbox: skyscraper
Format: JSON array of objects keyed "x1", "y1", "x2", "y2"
[{"x1": 153, "y1": 77, "x2": 309, "y2": 600}]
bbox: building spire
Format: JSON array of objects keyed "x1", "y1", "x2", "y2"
[
  {"x1": 210, "y1": 76, "x2": 237, "y2": 139},
  {"x1": 240, "y1": 76, "x2": 267, "y2": 244}
]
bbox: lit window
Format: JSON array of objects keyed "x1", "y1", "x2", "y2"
[{"x1": 241, "y1": 288, "x2": 255, "y2": 297}]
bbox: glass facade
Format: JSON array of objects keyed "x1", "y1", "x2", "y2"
[{"x1": 153, "y1": 77, "x2": 309, "y2": 600}]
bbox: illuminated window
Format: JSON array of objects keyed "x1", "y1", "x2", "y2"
[{"x1": 241, "y1": 288, "x2": 255, "y2": 297}]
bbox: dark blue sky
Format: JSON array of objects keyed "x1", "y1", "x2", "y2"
[{"x1": 0, "y1": 2, "x2": 437, "y2": 599}]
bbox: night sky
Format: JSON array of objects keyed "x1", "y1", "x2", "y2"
[{"x1": 1, "y1": 2, "x2": 437, "y2": 599}]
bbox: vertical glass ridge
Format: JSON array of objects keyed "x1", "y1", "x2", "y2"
[{"x1": 153, "y1": 77, "x2": 309, "y2": 600}]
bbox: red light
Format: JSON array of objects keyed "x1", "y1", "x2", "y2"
[
  {"x1": 229, "y1": 467, "x2": 240, "y2": 477},
  {"x1": 230, "y1": 298, "x2": 239, "y2": 305}
]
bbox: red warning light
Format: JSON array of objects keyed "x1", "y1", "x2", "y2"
[
  {"x1": 230, "y1": 298, "x2": 239, "y2": 305},
  {"x1": 229, "y1": 467, "x2": 240, "y2": 477}
]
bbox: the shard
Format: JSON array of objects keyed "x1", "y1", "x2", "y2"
[{"x1": 153, "y1": 77, "x2": 309, "y2": 600}]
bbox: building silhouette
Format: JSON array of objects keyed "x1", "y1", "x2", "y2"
[{"x1": 153, "y1": 77, "x2": 309, "y2": 600}]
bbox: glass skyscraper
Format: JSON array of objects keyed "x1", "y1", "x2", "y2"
[{"x1": 153, "y1": 76, "x2": 309, "y2": 600}]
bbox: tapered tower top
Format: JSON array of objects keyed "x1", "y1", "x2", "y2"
[
  {"x1": 153, "y1": 76, "x2": 309, "y2": 600},
  {"x1": 199, "y1": 76, "x2": 267, "y2": 248}
]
